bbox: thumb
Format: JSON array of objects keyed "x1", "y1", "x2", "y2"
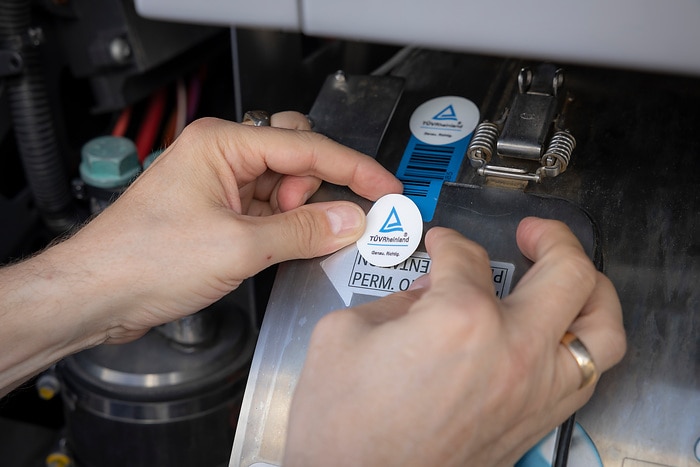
[{"x1": 245, "y1": 201, "x2": 366, "y2": 269}]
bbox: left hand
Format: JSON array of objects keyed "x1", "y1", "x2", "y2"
[{"x1": 52, "y1": 112, "x2": 402, "y2": 342}]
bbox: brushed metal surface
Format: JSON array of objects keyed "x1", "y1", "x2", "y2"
[{"x1": 232, "y1": 53, "x2": 700, "y2": 466}]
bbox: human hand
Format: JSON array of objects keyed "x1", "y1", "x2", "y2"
[
  {"x1": 52, "y1": 112, "x2": 402, "y2": 343},
  {"x1": 284, "y1": 218, "x2": 626, "y2": 467}
]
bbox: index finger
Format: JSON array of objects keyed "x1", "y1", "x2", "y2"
[
  {"x1": 420, "y1": 227, "x2": 500, "y2": 310},
  {"x1": 228, "y1": 121, "x2": 403, "y2": 201}
]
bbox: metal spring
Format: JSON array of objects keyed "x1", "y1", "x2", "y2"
[
  {"x1": 542, "y1": 130, "x2": 576, "y2": 173},
  {"x1": 467, "y1": 121, "x2": 500, "y2": 164}
]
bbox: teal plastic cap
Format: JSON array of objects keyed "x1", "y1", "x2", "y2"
[{"x1": 80, "y1": 136, "x2": 140, "y2": 189}]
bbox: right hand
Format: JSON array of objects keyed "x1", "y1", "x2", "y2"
[{"x1": 285, "y1": 217, "x2": 626, "y2": 467}]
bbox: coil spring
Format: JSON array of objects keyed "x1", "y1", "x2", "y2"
[
  {"x1": 467, "y1": 121, "x2": 500, "y2": 164},
  {"x1": 542, "y1": 131, "x2": 576, "y2": 174}
]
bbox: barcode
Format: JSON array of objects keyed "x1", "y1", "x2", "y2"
[
  {"x1": 402, "y1": 179, "x2": 430, "y2": 198},
  {"x1": 401, "y1": 144, "x2": 455, "y2": 180},
  {"x1": 396, "y1": 127, "x2": 471, "y2": 222}
]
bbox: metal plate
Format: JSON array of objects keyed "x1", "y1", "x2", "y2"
[{"x1": 232, "y1": 52, "x2": 700, "y2": 467}]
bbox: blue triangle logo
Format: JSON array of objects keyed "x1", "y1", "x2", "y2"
[
  {"x1": 379, "y1": 206, "x2": 403, "y2": 233},
  {"x1": 432, "y1": 104, "x2": 458, "y2": 121}
]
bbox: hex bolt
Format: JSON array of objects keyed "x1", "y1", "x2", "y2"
[{"x1": 79, "y1": 136, "x2": 140, "y2": 189}]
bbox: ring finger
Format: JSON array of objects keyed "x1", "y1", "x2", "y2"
[{"x1": 555, "y1": 272, "x2": 626, "y2": 397}]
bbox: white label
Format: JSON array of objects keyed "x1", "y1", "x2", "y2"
[
  {"x1": 356, "y1": 194, "x2": 423, "y2": 267},
  {"x1": 408, "y1": 96, "x2": 480, "y2": 145},
  {"x1": 491, "y1": 263, "x2": 514, "y2": 299},
  {"x1": 321, "y1": 246, "x2": 515, "y2": 306}
]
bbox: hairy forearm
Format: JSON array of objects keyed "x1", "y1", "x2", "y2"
[{"x1": 0, "y1": 242, "x2": 111, "y2": 397}]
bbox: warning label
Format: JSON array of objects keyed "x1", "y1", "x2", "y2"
[
  {"x1": 350, "y1": 250, "x2": 431, "y2": 294},
  {"x1": 321, "y1": 246, "x2": 515, "y2": 306},
  {"x1": 491, "y1": 264, "x2": 512, "y2": 299}
]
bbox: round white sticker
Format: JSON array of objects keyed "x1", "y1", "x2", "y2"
[
  {"x1": 357, "y1": 194, "x2": 423, "y2": 267},
  {"x1": 409, "y1": 96, "x2": 480, "y2": 146}
]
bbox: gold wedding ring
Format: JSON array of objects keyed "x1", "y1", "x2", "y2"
[{"x1": 561, "y1": 332, "x2": 598, "y2": 389}]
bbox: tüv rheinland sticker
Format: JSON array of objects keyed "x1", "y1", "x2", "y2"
[
  {"x1": 408, "y1": 95, "x2": 479, "y2": 146},
  {"x1": 356, "y1": 193, "x2": 423, "y2": 267}
]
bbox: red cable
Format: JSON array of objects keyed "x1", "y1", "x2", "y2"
[
  {"x1": 136, "y1": 88, "x2": 167, "y2": 162},
  {"x1": 111, "y1": 106, "x2": 132, "y2": 137}
]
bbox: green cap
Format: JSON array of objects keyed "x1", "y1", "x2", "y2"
[{"x1": 80, "y1": 136, "x2": 140, "y2": 189}]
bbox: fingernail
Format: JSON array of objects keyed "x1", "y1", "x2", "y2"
[
  {"x1": 326, "y1": 204, "x2": 364, "y2": 236},
  {"x1": 408, "y1": 274, "x2": 430, "y2": 291},
  {"x1": 293, "y1": 191, "x2": 314, "y2": 208}
]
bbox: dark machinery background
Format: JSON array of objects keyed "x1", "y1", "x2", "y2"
[{"x1": 1, "y1": 0, "x2": 699, "y2": 466}]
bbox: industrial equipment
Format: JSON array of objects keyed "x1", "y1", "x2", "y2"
[{"x1": 1, "y1": 1, "x2": 698, "y2": 466}]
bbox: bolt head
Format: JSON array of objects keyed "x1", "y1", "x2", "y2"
[{"x1": 80, "y1": 136, "x2": 140, "y2": 189}]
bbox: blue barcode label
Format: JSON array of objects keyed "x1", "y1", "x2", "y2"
[
  {"x1": 401, "y1": 178, "x2": 431, "y2": 197},
  {"x1": 401, "y1": 144, "x2": 455, "y2": 180},
  {"x1": 397, "y1": 135, "x2": 471, "y2": 221}
]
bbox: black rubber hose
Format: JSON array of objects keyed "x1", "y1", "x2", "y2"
[{"x1": 1, "y1": 0, "x2": 77, "y2": 233}]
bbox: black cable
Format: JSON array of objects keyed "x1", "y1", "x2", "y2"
[
  {"x1": 1, "y1": 0, "x2": 78, "y2": 233},
  {"x1": 552, "y1": 413, "x2": 576, "y2": 467}
]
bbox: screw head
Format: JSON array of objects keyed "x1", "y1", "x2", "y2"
[{"x1": 109, "y1": 37, "x2": 132, "y2": 64}]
